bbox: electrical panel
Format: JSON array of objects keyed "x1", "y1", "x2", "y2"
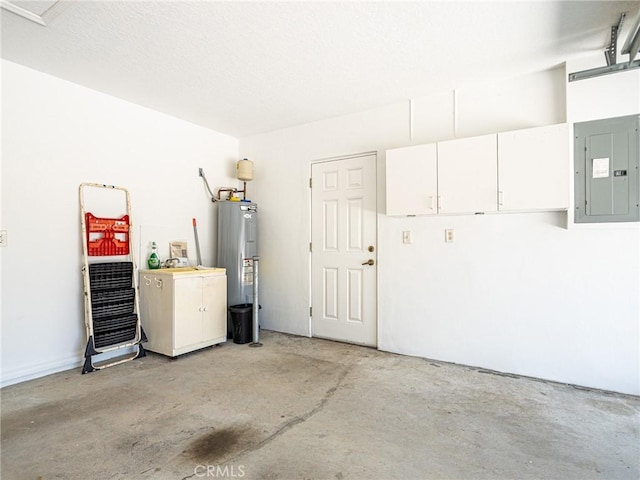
[{"x1": 574, "y1": 115, "x2": 639, "y2": 223}]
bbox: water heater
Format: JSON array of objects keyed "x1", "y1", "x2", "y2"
[{"x1": 217, "y1": 201, "x2": 258, "y2": 307}]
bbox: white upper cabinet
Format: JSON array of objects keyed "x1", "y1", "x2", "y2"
[
  {"x1": 497, "y1": 123, "x2": 569, "y2": 212},
  {"x1": 437, "y1": 134, "x2": 498, "y2": 214},
  {"x1": 386, "y1": 143, "x2": 438, "y2": 216},
  {"x1": 385, "y1": 124, "x2": 570, "y2": 216}
]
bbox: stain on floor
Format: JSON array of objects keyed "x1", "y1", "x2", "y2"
[{"x1": 185, "y1": 426, "x2": 256, "y2": 463}]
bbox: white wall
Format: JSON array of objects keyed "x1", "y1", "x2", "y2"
[
  {"x1": 1, "y1": 60, "x2": 239, "y2": 386},
  {"x1": 3, "y1": 57, "x2": 638, "y2": 395},
  {"x1": 241, "y1": 65, "x2": 640, "y2": 395}
]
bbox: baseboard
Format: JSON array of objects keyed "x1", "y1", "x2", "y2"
[
  {"x1": 1, "y1": 344, "x2": 144, "y2": 388},
  {"x1": 1, "y1": 353, "x2": 83, "y2": 388}
]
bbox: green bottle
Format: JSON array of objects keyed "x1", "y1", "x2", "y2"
[{"x1": 148, "y1": 241, "x2": 160, "y2": 269}]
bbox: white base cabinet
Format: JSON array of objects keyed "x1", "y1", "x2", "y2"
[{"x1": 139, "y1": 268, "x2": 227, "y2": 357}]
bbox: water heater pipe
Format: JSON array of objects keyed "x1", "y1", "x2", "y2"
[
  {"x1": 216, "y1": 187, "x2": 237, "y2": 200},
  {"x1": 250, "y1": 256, "x2": 262, "y2": 347},
  {"x1": 216, "y1": 183, "x2": 247, "y2": 200}
]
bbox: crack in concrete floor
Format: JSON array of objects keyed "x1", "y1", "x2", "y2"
[
  {"x1": 2, "y1": 332, "x2": 638, "y2": 480},
  {"x1": 177, "y1": 361, "x2": 356, "y2": 480}
]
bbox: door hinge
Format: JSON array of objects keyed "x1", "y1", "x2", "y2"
[
  {"x1": 309, "y1": 242, "x2": 312, "y2": 252},
  {"x1": 309, "y1": 306, "x2": 313, "y2": 316},
  {"x1": 309, "y1": 178, "x2": 312, "y2": 188}
]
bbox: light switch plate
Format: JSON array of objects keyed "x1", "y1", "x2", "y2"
[{"x1": 402, "y1": 231, "x2": 412, "y2": 244}]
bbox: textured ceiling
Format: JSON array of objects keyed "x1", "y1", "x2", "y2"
[{"x1": 1, "y1": 1, "x2": 639, "y2": 137}]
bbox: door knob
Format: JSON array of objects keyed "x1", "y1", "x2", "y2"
[{"x1": 362, "y1": 259, "x2": 375, "y2": 266}]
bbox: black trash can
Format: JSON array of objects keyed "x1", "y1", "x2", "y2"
[{"x1": 229, "y1": 304, "x2": 253, "y2": 344}]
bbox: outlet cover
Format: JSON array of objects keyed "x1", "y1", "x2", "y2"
[
  {"x1": 445, "y1": 229, "x2": 455, "y2": 243},
  {"x1": 402, "y1": 231, "x2": 412, "y2": 244}
]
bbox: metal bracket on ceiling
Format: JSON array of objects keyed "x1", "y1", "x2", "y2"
[
  {"x1": 604, "y1": 13, "x2": 625, "y2": 66},
  {"x1": 621, "y1": 10, "x2": 640, "y2": 63},
  {"x1": 569, "y1": 11, "x2": 640, "y2": 82},
  {"x1": 568, "y1": 59, "x2": 640, "y2": 82}
]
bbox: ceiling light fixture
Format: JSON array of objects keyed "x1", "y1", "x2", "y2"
[{"x1": 0, "y1": 0, "x2": 68, "y2": 27}]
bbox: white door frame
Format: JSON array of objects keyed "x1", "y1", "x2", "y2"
[{"x1": 308, "y1": 151, "x2": 378, "y2": 345}]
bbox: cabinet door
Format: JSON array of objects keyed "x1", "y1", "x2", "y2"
[
  {"x1": 173, "y1": 277, "x2": 204, "y2": 348},
  {"x1": 386, "y1": 143, "x2": 438, "y2": 215},
  {"x1": 202, "y1": 274, "x2": 227, "y2": 341},
  {"x1": 138, "y1": 275, "x2": 157, "y2": 342},
  {"x1": 139, "y1": 273, "x2": 174, "y2": 355},
  {"x1": 498, "y1": 123, "x2": 569, "y2": 211},
  {"x1": 437, "y1": 134, "x2": 498, "y2": 214}
]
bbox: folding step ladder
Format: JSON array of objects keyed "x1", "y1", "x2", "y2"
[{"x1": 79, "y1": 183, "x2": 147, "y2": 374}]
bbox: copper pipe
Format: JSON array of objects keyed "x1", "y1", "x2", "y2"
[
  {"x1": 216, "y1": 187, "x2": 237, "y2": 200},
  {"x1": 217, "y1": 182, "x2": 248, "y2": 200}
]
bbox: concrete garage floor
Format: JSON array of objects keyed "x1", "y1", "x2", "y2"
[{"x1": 1, "y1": 331, "x2": 639, "y2": 480}]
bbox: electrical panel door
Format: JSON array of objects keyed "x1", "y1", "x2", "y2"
[{"x1": 574, "y1": 115, "x2": 639, "y2": 223}]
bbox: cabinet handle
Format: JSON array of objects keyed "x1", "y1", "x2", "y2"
[
  {"x1": 203, "y1": 306, "x2": 208, "y2": 312},
  {"x1": 429, "y1": 196, "x2": 436, "y2": 211},
  {"x1": 143, "y1": 276, "x2": 151, "y2": 286},
  {"x1": 437, "y1": 195, "x2": 442, "y2": 211},
  {"x1": 198, "y1": 307, "x2": 203, "y2": 312},
  {"x1": 155, "y1": 278, "x2": 163, "y2": 288},
  {"x1": 498, "y1": 190, "x2": 504, "y2": 207}
]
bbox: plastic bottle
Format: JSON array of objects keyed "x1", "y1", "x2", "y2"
[{"x1": 148, "y1": 241, "x2": 160, "y2": 269}]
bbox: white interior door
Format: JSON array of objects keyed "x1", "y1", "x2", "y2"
[{"x1": 311, "y1": 154, "x2": 377, "y2": 346}]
